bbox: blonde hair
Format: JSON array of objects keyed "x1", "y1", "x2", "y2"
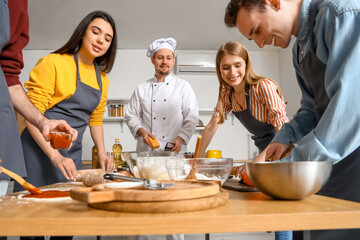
[{"x1": 215, "y1": 41, "x2": 284, "y2": 124}]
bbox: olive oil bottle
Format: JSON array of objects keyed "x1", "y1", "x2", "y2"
[
  {"x1": 92, "y1": 144, "x2": 100, "y2": 169},
  {"x1": 112, "y1": 138, "x2": 123, "y2": 169}
]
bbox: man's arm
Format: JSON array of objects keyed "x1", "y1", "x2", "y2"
[
  {"x1": 9, "y1": 84, "x2": 78, "y2": 141},
  {"x1": 0, "y1": 0, "x2": 29, "y2": 87}
]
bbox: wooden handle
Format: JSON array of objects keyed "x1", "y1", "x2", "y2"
[
  {"x1": 0, "y1": 166, "x2": 25, "y2": 185},
  {"x1": 194, "y1": 135, "x2": 202, "y2": 159}
]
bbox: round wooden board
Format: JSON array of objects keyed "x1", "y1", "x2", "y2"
[
  {"x1": 92, "y1": 181, "x2": 219, "y2": 201},
  {"x1": 89, "y1": 189, "x2": 229, "y2": 213}
]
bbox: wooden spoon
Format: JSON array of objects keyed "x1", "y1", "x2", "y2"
[
  {"x1": 185, "y1": 135, "x2": 202, "y2": 180},
  {"x1": 0, "y1": 166, "x2": 42, "y2": 194}
]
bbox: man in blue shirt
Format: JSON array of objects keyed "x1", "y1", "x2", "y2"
[{"x1": 224, "y1": 0, "x2": 360, "y2": 239}]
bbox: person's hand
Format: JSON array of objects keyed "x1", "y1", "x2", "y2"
[
  {"x1": 99, "y1": 152, "x2": 115, "y2": 172},
  {"x1": 266, "y1": 142, "x2": 288, "y2": 161},
  {"x1": 138, "y1": 128, "x2": 156, "y2": 148},
  {"x1": 39, "y1": 118, "x2": 78, "y2": 142},
  {"x1": 234, "y1": 164, "x2": 245, "y2": 178},
  {"x1": 171, "y1": 136, "x2": 184, "y2": 152},
  {"x1": 50, "y1": 154, "x2": 77, "y2": 181}
]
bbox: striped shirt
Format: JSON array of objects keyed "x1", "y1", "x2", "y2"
[{"x1": 213, "y1": 79, "x2": 289, "y2": 128}]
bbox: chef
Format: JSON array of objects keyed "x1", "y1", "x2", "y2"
[
  {"x1": 224, "y1": 0, "x2": 360, "y2": 239},
  {"x1": 125, "y1": 37, "x2": 199, "y2": 153}
]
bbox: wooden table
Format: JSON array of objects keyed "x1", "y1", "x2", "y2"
[{"x1": 1, "y1": 182, "x2": 360, "y2": 236}]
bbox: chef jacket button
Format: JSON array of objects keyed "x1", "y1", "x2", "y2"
[
  {"x1": 153, "y1": 100, "x2": 155, "y2": 102},
  {"x1": 154, "y1": 117, "x2": 156, "y2": 120},
  {"x1": 162, "y1": 136, "x2": 165, "y2": 138},
  {"x1": 154, "y1": 84, "x2": 157, "y2": 86},
  {"x1": 166, "y1": 83, "x2": 169, "y2": 85},
  {"x1": 164, "y1": 99, "x2": 166, "y2": 101},
  {"x1": 163, "y1": 117, "x2": 166, "y2": 120}
]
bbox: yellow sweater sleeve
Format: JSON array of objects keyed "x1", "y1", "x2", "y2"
[{"x1": 25, "y1": 53, "x2": 108, "y2": 126}]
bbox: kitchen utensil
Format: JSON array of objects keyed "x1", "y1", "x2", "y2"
[
  {"x1": 166, "y1": 157, "x2": 233, "y2": 186},
  {"x1": 266, "y1": 142, "x2": 294, "y2": 162},
  {"x1": 0, "y1": 166, "x2": 42, "y2": 194},
  {"x1": 185, "y1": 135, "x2": 202, "y2": 180},
  {"x1": 245, "y1": 161, "x2": 333, "y2": 200},
  {"x1": 122, "y1": 151, "x2": 177, "y2": 178},
  {"x1": 222, "y1": 178, "x2": 258, "y2": 192},
  {"x1": 103, "y1": 173, "x2": 174, "y2": 189},
  {"x1": 164, "y1": 142, "x2": 175, "y2": 151}
]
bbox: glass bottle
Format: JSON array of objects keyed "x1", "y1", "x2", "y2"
[
  {"x1": 110, "y1": 104, "x2": 115, "y2": 117},
  {"x1": 112, "y1": 138, "x2": 123, "y2": 169},
  {"x1": 92, "y1": 144, "x2": 100, "y2": 169},
  {"x1": 116, "y1": 104, "x2": 120, "y2": 117},
  {"x1": 120, "y1": 104, "x2": 124, "y2": 117}
]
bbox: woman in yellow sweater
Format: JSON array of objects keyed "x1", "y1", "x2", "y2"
[{"x1": 14, "y1": 11, "x2": 117, "y2": 191}]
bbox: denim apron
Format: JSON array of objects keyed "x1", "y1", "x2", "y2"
[
  {"x1": 14, "y1": 54, "x2": 102, "y2": 191},
  {"x1": 298, "y1": 1, "x2": 360, "y2": 239},
  {"x1": 230, "y1": 84, "x2": 276, "y2": 152},
  {"x1": 0, "y1": 0, "x2": 27, "y2": 181}
]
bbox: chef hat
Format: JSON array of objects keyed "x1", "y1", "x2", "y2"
[{"x1": 146, "y1": 38, "x2": 177, "y2": 58}]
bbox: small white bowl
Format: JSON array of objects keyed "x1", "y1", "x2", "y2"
[{"x1": 104, "y1": 182, "x2": 144, "y2": 189}]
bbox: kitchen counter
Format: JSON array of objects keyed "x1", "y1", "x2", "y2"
[{"x1": 1, "y1": 182, "x2": 360, "y2": 236}]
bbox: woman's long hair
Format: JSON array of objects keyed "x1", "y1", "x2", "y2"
[
  {"x1": 53, "y1": 11, "x2": 117, "y2": 73},
  {"x1": 215, "y1": 41, "x2": 284, "y2": 123}
]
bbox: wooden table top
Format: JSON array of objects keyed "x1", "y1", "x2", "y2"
[{"x1": 1, "y1": 182, "x2": 360, "y2": 236}]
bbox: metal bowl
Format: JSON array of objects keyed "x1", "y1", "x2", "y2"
[
  {"x1": 122, "y1": 151, "x2": 177, "y2": 178},
  {"x1": 165, "y1": 158, "x2": 233, "y2": 186},
  {"x1": 245, "y1": 161, "x2": 333, "y2": 200}
]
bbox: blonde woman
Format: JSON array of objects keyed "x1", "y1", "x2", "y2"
[{"x1": 198, "y1": 41, "x2": 291, "y2": 240}]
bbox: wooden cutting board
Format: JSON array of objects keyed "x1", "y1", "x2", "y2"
[
  {"x1": 222, "y1": 178, "x2": 258, "y2": 192},
  {"x1": 70, "y1": 181, "x2": 219, "y2": 203},
  {"x1": 70, "y1": 181, "x2": 228, "y2": 213},
  {"x1": 89, "y1": 190, "x2": 229, "y2": 213}
]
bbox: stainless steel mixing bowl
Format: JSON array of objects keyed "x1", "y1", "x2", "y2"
[{"x1": 245, "y1": 161, "x2": 333, "y2": 200}]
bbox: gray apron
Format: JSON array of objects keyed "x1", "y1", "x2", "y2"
[
  {"x1": 230, "y1": 84, "x2": 276, "y2": 152},
  {"x1": 0, "y1": 0, "x2": 27, "y2": 180},
  {"x1": 232, "y1": 85, "x2": 292, "y2": 239},
  {"x1": 14, "y1": 54, "x2": 102, "y2": 191},
  {"x1": 298, "y1": 0, "x2": 360, "y2": 239}
]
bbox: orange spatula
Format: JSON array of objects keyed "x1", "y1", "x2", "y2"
[{"x1": 0, "y1": 166, "x2": 42, "y2": 194}]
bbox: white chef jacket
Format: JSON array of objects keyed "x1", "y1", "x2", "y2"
[{"x1": 125, "y1": 74, "x2": 199, "y2": 153}]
